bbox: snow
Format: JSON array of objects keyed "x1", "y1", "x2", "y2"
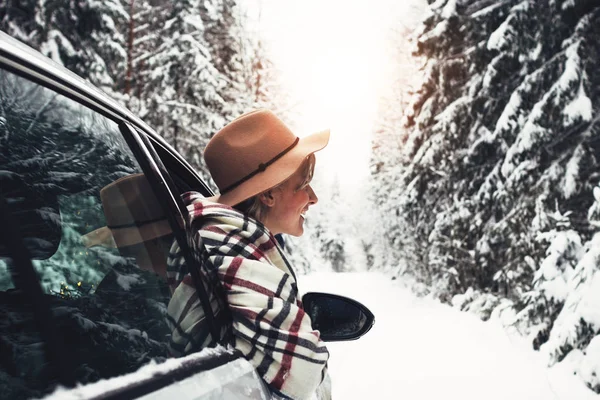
[
  {"x1": 487, "y1": 1, "x2": 530, "y2": 52},
  {"x1": 494, "y1": 78, "x2": 529, "y2": 133},
  {"x1": 542, "y1": 232, "x2": 600, "y2": 365},
  {"x1": 487, "y1": 15, "x2": 512, "y2": 51},
  {"x1": 497, "y1": 39, "x2": 590, "y2": 179},
  {"x1": 533, "y1": 230, "x2": 582, "y2": 302},
  {"x1": 559, "y1": 42, "x2": 585, "y2": 93},
  {"x1": 115, "y1": 269, "x2": 143, "y2": 290},
  {"x1": 440, "y1": 0, "x2": 458, "y2": 18},
  {"x1": 301, "y1": 271, "x2": 598, "y2": 399},
  {"x1": 419, "y1": 20, "x2": 449, "y2": 43},
  {"x1": 183, "y1": 15, "x2": 204, "y2": 32},
  {"x1": 467, "y1": 125, "x2": 494, "y2": 159},
  {"x1": 415, "y1": 132, "x2": 444, "y2": 167},
  {"x1": 40, "y1": 346, "x2": 241, "y2": 400},
  {"x1": 588, "y1": 187, "x2": 600, "y2": 225},
  {"x1": 530, "y1": 42, "x2": 543, "y2": 61},
  {"x1": 579, "y1": 336, "x2": 600, "y2": 390},
  {"x1": 563, "y1": 145, "x2": 585, "y2": 199},
  {"x1": 563, "y1": 81, "x2": 593, "y2": 124},
  {"x1": 138, "y1": 357, "x2": 268, "y2": 400},
  {"x1": 428, "y1": 0, "x2": 448, "y2": 12}
]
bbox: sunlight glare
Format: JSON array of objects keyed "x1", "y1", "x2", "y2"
[{"x1": 244, "y1": 0, "x2": 425, "y2": 194}]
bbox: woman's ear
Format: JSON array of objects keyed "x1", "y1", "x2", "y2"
[{"x1": 259, "y1": 190, "x2": 276, "y2": 207}]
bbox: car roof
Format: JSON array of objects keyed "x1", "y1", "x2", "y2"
[{"x1": 0, "y1": 31, "x2": 199, "y2": 179}]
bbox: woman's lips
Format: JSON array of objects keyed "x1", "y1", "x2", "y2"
[{"x1": 300, "y1": 207, "x2": 308, "y2": 220}]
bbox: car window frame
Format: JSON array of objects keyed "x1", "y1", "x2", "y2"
[
  {"x1": 123, "y1": 125, "x2": 220, "y2": 342},
  {"x1": 1, "y1": 34, "x2": 221, "y2": 339},
  {"x1": 0, "y1": 36, "x2": 230, "y2": 396},
  {"x1": 145, "y1": 134, "x2": 214, "y2": 196}
]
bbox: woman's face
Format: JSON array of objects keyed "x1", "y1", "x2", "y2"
[{"x1": 262, "y1": 167, "x2": 318, "y2": 237}]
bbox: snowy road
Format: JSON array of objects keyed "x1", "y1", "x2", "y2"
[{"x1": 301, "y1": 272, "x2": 598, "y2": 400}]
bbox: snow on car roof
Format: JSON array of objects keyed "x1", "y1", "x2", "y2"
[{"x1": 39, "y1": 346, "x2": 237, "y2": 400}]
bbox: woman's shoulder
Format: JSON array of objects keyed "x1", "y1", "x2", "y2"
[
  {"x1": 181, "y1": 193, "x2": 284, "y2": 260},
  {"x1": 182, "y1": 192, "x2": 259, "y2": 234},
  {"x1": 182, "y1": 192, "x2": 241, "y2": 220}
]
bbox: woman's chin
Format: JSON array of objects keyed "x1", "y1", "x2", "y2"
[
  {"x1": 289, "y1": 227, "x2": 304, "y2": 237},
  {"x1": 289, "y1": 222, "x2": 304, "y2": 237}
]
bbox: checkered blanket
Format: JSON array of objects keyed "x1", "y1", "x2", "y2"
[{"x1": 166, "y1": 193, "x2": 330, "y2": 400}]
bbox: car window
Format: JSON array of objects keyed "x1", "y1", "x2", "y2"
[
  {"x1": 0, "y1": 68, "x2": 178, "y2": 398},
  {"x1": 145, "y1": 135, "x2": 213, "y2": 196}
]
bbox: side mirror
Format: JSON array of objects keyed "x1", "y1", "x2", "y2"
[{"x1": 302, "y1": 292, "x2": 375, "y2": 342}]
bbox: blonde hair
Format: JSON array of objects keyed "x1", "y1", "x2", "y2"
[{"x1": 234, "y1": 154, "x2": 316, "y2": 223}]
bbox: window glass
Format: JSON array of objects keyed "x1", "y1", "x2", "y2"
[{"x1": 0, "y1": 69, "x2": 176, "y2": 398}]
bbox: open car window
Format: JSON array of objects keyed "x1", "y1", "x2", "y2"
[{"x1": 0, "y1": 67, "x2": 181, "y2": 398}]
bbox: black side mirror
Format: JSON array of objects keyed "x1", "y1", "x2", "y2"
[{"x1": 303, "y1": 292, "x2": 375, "y2": 342}]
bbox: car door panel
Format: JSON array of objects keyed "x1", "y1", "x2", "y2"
[
  {"x1": 138, "y1": 355, "x2": 270, "y2": 400},
  {"x1": 39, "y1": 347, "x2": 270, "y2": 400}
]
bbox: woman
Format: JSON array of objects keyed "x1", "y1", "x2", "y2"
[{"x1": 166, "y1": 109, "x2": 331, "y2": 400}]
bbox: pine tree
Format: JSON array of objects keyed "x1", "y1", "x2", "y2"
[
  {"x1": 1, "y1": 0, "x2": 129, "y2": 93},
  {"x1": 372, "y1": 0, "x2": 600, "y2": 390},
  {"x1": 136, "y1": 0, "x2": 227, "y2": 177}
]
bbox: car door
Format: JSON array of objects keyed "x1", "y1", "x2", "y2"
[{"x1": 0, "y1": 38, "x2": 270, "y2": 399}]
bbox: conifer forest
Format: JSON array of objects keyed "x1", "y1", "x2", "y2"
[{"x1": 2, "y1": 0, "x2": 600, "y2": 395}]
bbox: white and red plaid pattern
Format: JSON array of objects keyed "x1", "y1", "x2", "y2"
[{"x1": 166, "y1": 193, "x2": 330, "y2": 400}]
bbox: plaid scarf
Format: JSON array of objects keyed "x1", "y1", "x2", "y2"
[{"x1": 166, "y1": 193, "x2": 330, "y2": 400}]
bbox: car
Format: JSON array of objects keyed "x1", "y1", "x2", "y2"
[{"x1": 0, "y1": 31, "x2": 374, "y2": 400}]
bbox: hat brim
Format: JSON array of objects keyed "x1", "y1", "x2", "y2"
[
  {"x1": 82, "y1": 226, "x2": 117, "y2": 248},
  {"x1": 82, "y1": 220, "x2": 173, "y2": 249},
  {"x1": 208, "y1": 128, "x2": 330, "y2": 207}
]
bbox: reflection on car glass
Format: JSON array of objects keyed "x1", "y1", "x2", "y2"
[
  {"x1": 0, "y1": 70, "x2": 137, "y2": 291},
  {"x1": 0, "y1": 68, "x2": 174, "y2": 398}
]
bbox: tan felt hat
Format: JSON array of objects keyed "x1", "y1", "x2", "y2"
[
  {"x1": 204, "y1": 109, "x2": 330, "y2": 206},
  {"x1": 82, "y1": 173, "x2": 172, "y2": 248}
]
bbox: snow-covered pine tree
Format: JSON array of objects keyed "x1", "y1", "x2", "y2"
[
  {"x1": 373, "y1": 0, "x2": 600, "y2": 391},
  {"x1": 537, "y1": 187, "x2": 600, "y2": 392},
  {"x1": 380, "y1": 0, "x2": 600, "y2": 296},
  {"x1": 198, "y1": 0, "x2": 260, "y2": 119},
  {"x1": 3, "y1": 0, "x2": 268, "y2": 183},
  {"x1": 369, "y1": 17, "x2": 434, "y2": 286},
  {"x1": 136, "y1": 0, "x2": 227, "y2": 178},
  {"x1": 1, "y1": 0, "x2": 129, "y2": 94},
  {"x1": 125, "y1": 0, "x2": 268, "y2": 181},
  {"x1": 0, "y1": 0, "x2": 38, "y2": 42}
]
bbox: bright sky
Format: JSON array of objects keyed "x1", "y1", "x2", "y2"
[{"x1": 242, "y1": 0, "x2": 426, "y2": 195}]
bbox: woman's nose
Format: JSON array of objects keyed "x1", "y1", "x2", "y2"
[{"x1": 307, "y1": 185, "x2": 318, "y2": 205}]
